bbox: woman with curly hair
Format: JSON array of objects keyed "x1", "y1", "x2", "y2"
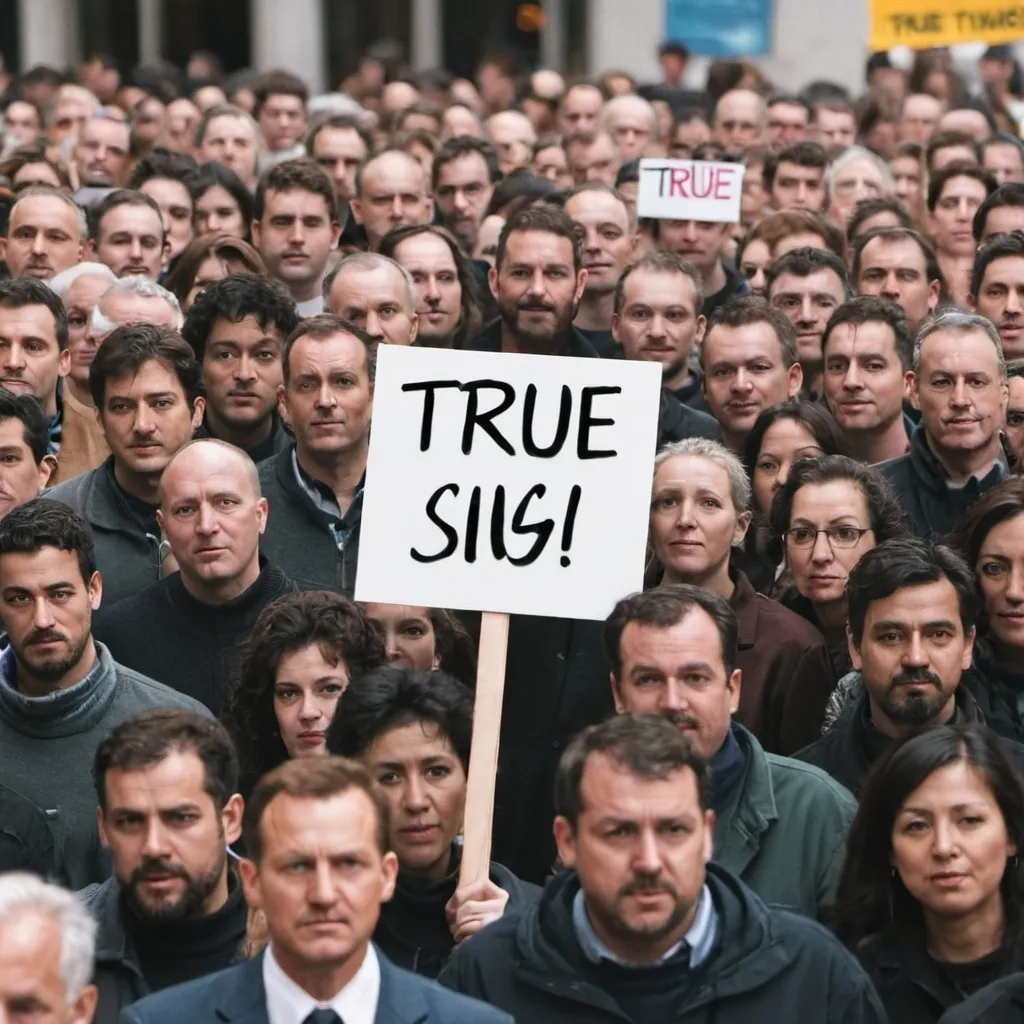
[{"x1": 222, "y1": 590, "x2": 385, "y2": 798}]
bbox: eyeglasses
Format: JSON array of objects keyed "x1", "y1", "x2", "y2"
[{"x1": 784, "y1": 525, "x2": 873, "y2": 549}]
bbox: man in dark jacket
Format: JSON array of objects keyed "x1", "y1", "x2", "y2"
[
  {"x1": 605, "y1": 586, "x2": 855, "y2": 919},
  {"x1": 797, "y1": 538, "x2": 1024, "y2": 793},
  {"x1": 439, "y1": 714, "x2": 885, "y2": 1023},
  {"x1": 94, "y1": 439, "x2": 296, "y2": 713},
  {"x1": 880, "y1": 311, "x2": 1008, "y2": 537},
  {"x1": 83, "y1": 710, "x2": 248, "y2": 1024},
  {"x1": 45, "y1": 323, "x2": 205, "y2": 606},
  {"x1": 257, "y1": 313, "x2": 374, "y2": 594},
  {"x1": 0, "y1": 781, "x2": 55, "y2": 876},
  {"x1": 938, "y1": 972, "x2": 1024, "y2": 1022}
]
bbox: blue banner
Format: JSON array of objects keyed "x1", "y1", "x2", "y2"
[{"x1": 665, "y1": 0, "x2": 773, "y2": 56}]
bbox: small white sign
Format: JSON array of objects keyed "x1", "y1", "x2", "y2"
[
  {"x1": 355, "y1": 346, "x2": 662, "y2": 620},
  {"x1": 637, "y1": 158, "x2": 746, "y2": 223}
]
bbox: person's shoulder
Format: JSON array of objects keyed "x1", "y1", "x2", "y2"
[
  {"x1": 108, "y1": 659, "x2": 212, "y2": 717},
  {"x1": 118, "y1": 961, "x2": 249, "y2": 1023},
  {"x1": 937, "y1": 970, "x2": 1024, "y2": 1023},
  {"x1": 42, "y1": 468, "x2": 97, "y2": 507},
  {"x1": 751, "y1": 592, "x2": 828, "y2": 645},
  {"x1": 256, "y1": 448, "x2": 288, "y2": 482},
  {"x1": 877, "y1": 450, "x2": 912, "y2": 482},
  {"x1": 381, "y1": 951, "x2": 515, "y2": 1022},
  {"x1": 792, "y1": 724, "x2": 845, "y2": 766},
  {"x1": 766, "y1": 752, "x2": 857, "y2": 810}
]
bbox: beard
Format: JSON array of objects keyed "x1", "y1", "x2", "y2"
[
  {"x1": 877, "y1": 669, "x2": 950, "y2": 726},
  {"x1": 590, "y1": 873, "x2": 690, "y2": 945},
  {"x1": 122, "y1": 846, "x2": 227, "y2": 923},
  {"x1": 498, "y1": 294, "x2": 577, "y2": 352},
  {"x1": 14, "y1": 626, "x2": 92, "y2": 684}
]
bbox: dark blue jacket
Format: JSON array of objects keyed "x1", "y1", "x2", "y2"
[{"x1": 118, "y1": 947, "x2": 512, "y2": 1024}]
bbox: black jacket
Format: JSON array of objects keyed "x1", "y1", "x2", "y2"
[
  {"x1": 375, "y1": 853, "x2": 540, "y2": 978},
  {"x1": 857, "y1": 929, "x2": 1015, "y2": 1024},
  {"x1": 795, "y1": 684, "x2": 1024, "y2": 796},
  {"x1": 45, "y1": 459, "x2": 164, "y2": 607},
  {"x1": 93, "y1": 561, "x2": 297, "y2": 714},
  {"x1": 968, "y1": 638, "x2": 1024, "y2": 744},
  {"x1": 0, "y1": 781, "x2": 54, "y2": 876},
  {"x1": 256, "y1": 445, "x2": 362, "y2": 594},
  {"x1": 939, "y1": 972, "x2": 1024, "y2": 1023},
  {"x1": 880, "y1": 426, "x2": 1006, "y2": 538},
  {"x1": 196, "y1": 413, "x2": 291, "y2": 465},
  {"x1": 438, "y1": 863, "x2": 886, "y2": 1023}
]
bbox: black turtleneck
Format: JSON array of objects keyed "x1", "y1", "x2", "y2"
[
  {"x1": 93, "y1": 559, "x2": 297, "y2": 713},
  {"x1": 126, "y1": 873, "x2": 247, "y2": 993}
]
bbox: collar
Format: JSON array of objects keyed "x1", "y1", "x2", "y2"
[
  {"x1": 264, "y1": 942, "x2": 380, "y2": 1024},
  {"x1": 291, "y1": 448, "x2": 365, "y2": 523},
  {"x1": 911, "y1": 426, "x2": 1009, "y2": 490},
  {"x1": 163, "y1": 560, "x2": 289, "y2": 629},
  {"x1": 572, "y1": 884, "x2": 716, "y2": 968},
  {"x1": 466, "y1": 319, "x2": 601, "y2": 357},
  {"x1": 727, "y1": 568, "x2": 758, "y2": 649},
  {"x1": 295, "y1": 295, "x2": 324, "y2": 317}
]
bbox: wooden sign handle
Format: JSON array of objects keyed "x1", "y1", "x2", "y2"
[{"x1": 459, "y1": 610, "x2": 510, "y2": 888}]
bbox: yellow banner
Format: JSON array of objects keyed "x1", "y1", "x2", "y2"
[{"x1": 870, "y1": 0, "x2": 1024, "y2": 49}]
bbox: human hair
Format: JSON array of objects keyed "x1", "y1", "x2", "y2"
[
  {"x1": 89, "y1": 188, "x2": 165, "y2": 243},
  {"x1": 244, "y1": 756, "x2": 390, "y2": 861},
  {"x1": 0, "y1": 498, "x2": 96, "y2": 584},
  {"x1": 742, "y1": 400, "x2": 850, "y2": 477},
  {"x1": 846, "y1": 196, "x2": 912, "y2": 243},
  {"x1": 762, "y1": 140, "x2": 828, "y2": 191},
  {"x1": 741, "y1": 208, "x2": 847, "y2": 262},
  {"x1": 926, "y1": 130, "x2": 983, "y2": 170},
  {"x1": 190, "y1": 160, "x2": 255, "y2": 233},
  {"x1": 327, "y1": 666, "x2": 473, "y2": 771},
  {"x1": 764, "y1": 245, "x2": 850, "y2": 298},
  {"x1": 974, "y1": 181, "x2": 1024, "y2": 242},
  {"x1": 163, "y1": 233, "x2": 266, "y2": 310},
  {"x1": 851, "y1": 227, "x2": 945, "y2": 301},
  {"x1": 353, "y1": 147, "x2": 427, "y2": 201},
  {"x1": 972, "y1": 230, "x2": 1024, "y2": 299},
  {"x1": 7, "y1": 184, "x2": 87, "y2": 238},
  {"x1": 306, "y1": 113, "x2": 373, "y2": 157},
  {"x1": 94, "y1": 275, "x2": 184, "y2": 331},
  {"x1": 194, "y1": 102, "x2": 259, "y2": 149},
  {"x1": 701, "y1": 296, "x2": 800, "y2": 369},
  {"x1": 947, "y1": 478, "x2": 1024, "y2": 590},
  {"x1": 282, "y1": 313, "x2": 377, "y2": 387},
  {"x1": 913, "y1": 310, "x2": 1005, "y2": 378},
  {"x1": 89, "y1": 322, "x2": 202, "y2": 409},
  {"x1": 833, "y1": 723, "x2": 1024, "y2": 954},
  {"x1": 45, "y1": 261, "x2": 116, "y2": 300},
  {"x1": 126, "y1": 149, "x2": 201, "y2": 193},
  {"x1": 486, "y1": 171, "x2": 557, "y2": 217},
  {"x1": 555, "y1": 713, "x2": 710, "y2": 829},
  {"x1": 182, "y1": 272, "x2": 297, "y2": 362},
  {"x1": 495, "y1": 201, "x2": 582, "y2": 274},
  {"x1": 431, "y1": 135, "x2": 501, "y2": 190},
  {"x1": 613, "y1": 250, "x2": 703, "y2": 316},
  {"x1": 252, "y1": 69, "x2": 309, "y2": 117},
  {"x1": 223, "y1": 591, "x2": 386, "y2": 795},
  {"x1": 0, "y1": 150, "x2": 70, "y2": 192},
  {"x1": 254, "y1": 158, "x2": 337, "y2": 223},
  {"x1": 0, "y1": 390, "x2": 48, "y2": 464},
  {"x1": 378, "y1": 223, "x2": 484, "y2": 346},
  {"x1": 93, "y1": 708, "x2": 239, "y2": 811},
  {"x1": 0, "y1": 276, "x2": 69, "y2": 350},
  {"x1": 768, "y1": 454, "x2": 912, "y2": 565},
  {"x1": 660, "y1": 40, "x2": 691, "y2": 60},
  {"x1": 846, "y1": 538, "x2": 979, "y2": 647},
  {"x1": 821, "y1": 295, "x2": 914, "y2": 370},
  {"x1": 0, "y1": 873, "x2": 97, "y2": 1000},
  {"x1": 827, "y1": 145, "x2": 894, "y2": 195},
  {"x1": 604, "y1": 585, "x2": 739, "y2": 680},
  {"x1": 322, "y1": 251, "x2": 415, "y2": 310},
  {"x1": 926, "y1": 160, "x2": 997, "y2": 214},
  {"x1": 655, "y1": 436, "x2": 751, "y2": 513}
]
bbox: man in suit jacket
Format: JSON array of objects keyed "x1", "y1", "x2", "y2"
[{"x1": 119, "y1": 756, "x2": 511, "y2": 1024}]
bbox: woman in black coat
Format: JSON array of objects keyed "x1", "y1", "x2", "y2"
[{"x1": 833, "y1": 724, "x2": 1024, "y2": 1023}]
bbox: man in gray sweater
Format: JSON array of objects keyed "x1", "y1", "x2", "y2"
[{"x1": 0, "y1": 499, "x2": 209, "y2": 889}]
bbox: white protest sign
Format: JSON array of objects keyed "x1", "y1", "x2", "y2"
[
  {"x1": 637, "y1": 158, "x2": 746, "y2": 223},
  {"x1": 355, "y1": 345, "x2": 662, "y2": 620}
]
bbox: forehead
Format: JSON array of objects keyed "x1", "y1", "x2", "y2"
[
  {"x1": 395, "y1": 232, "x2": 456, "y2": 269},
  {"x1": 864, "y1": 578, "x2": 961, "y2": 624},
  {"x1": 987, "y1": 141, "x2": 1024, "y2": 164},
  {"x1": 718, "y1": 91, "x2": 760, "y2": 120},
  {"x1": 104, "y1": 746, "x2": 210, "y2": 801},
  {"x1": 365, "y1": 153, "x2": 424, "y2": 189},
  {"x1": 101, "y1": 291, "x2": 175, "y2": 324},
  {"x1": 578, "y1": 753, "x2": 702, "y2": 818},
  {"x1": 437, "y1": 151, "x2": 489, "y2": 183},
  {"x1": 1010, "y1": 375, "x2": 1024, "y2": 401},
  {"x1": 771, "y1": 267, "x2": 845, "y2": 298},
  {"x1": 818, "y1": 106, "x2": 854, "y2": 125},
  {"x1": 985, "y1": 205, "x2": 1024, "y2": 236},
  {"x1": 264, "y1": 187, "x2": 330, "y2": 217},
  {"x1": 771, "y1": 102, "x2": 808, "y2": 121},
  {"x1": 315, "y1": 126, "x2": 367, "y2": 156},
  {"x1": 141, "y1": 177, "x2": 191, "y2": 203},
  {"x1": 0, "y1": 543, "x2": 84, "y2": 583},
  {"x1": 792, "y1": 478, "x2": 870, "y2": 518},
  {"x1": 919, "y1": 328, "x2": 1001, "y2": 369},
  {"x1": 81, "y1": 117, "x2": 128, "y2": 144},
  {"x1": 777, "y1": 160, "x2": 822, "y2": 177},
  {"x1": 7, "y1": 101, "x2": 38, "y2": 121},
  {"x1": 0, "y1": 910, "x2": 65, "y2": 1003},
  {"x1": 502, "y1": 229, "x2": 574, "y2": 265},
  {"x1": 623, "y1": 267, "x2": 695, "y2": 305},
  {"x1": 100, "y1": 203, "x2": 162, "y2": 235},
  {"x1": 288, "y1": 331, "x2": 368, "y2": 373},
  {"x1": 836, "y1": 158, "x2": 884, "y2": 184},
  {"x1": 906, "y1": 95, "x2": 941, "y2": 117},
  {"x1": 981, "y1": 254, "x2": 1024, "y2": 284},
  {"x1": 207, "y1": 114, "x2": 254, "y2": 140},
  {"x1": 939, "y1": 175, "x2": 987, "y2": 200},
  {"x1": 208, "y1": 313, "x2": 281, "y2": 343},
  {"x1": 705, "y1": 321, "x2": 783, "y2": 358},
  {"x1": 162, "y1": 446, "x2": 256, "y2": 498},
  {"x1": 65, "y1": 273, "x2": 113, "y2": 305},
  {"x1": 365, "y1": 719, "x2": 455, "y2": 760},
  {"x1": 607, "y1": 100, "x2": 650, "y2": 126},
  {"x1": 106, "y1": 356, "x2": 187, "y2": 396},
  {"x1": 655, "y1": 452, "x2": 732, "y2": 493},
  {"x1": 258, "y1": 789, "x2": 380, "y2": 855},
  {"x1": 564, "y1": 86, "x2": 602, "y2": 111},
  {"x1": 620, "y1": 608, "x2": 726, "y2": 666},
  {"x1": 0, "y1": 302, "x2": 58, "y2": 336},
  {"x1": 333, "y1": 264, "x2": 407, "y2": 302},
  {"x1": 0, "y1": 416, "x2": 30, "y2": 449},
  {"x1": 566, "y1": 190, "x2": 629, "y2": 227},
  {"x1": 827, "y1": 319, "x2": 899, "y2": 353},
  {"x1": 11, "y1": 195, "x2": 79, "y2": 231},
  {"x1": 861, "y1": 235, "x2": 926, "y2": 270},
  {"x1": 263, "y1": 92, "x2": 304, "y2": 110}
]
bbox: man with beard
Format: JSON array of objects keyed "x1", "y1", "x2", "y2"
[
  {"x1": 439, "y1": 714, "x2": 884, "y2": 1022},
  {"x1": 0, "y1": 501, "x2": 208, "y2": 889},
  {"x1": 432, "y1": 136, "x2": 499, "y2": 256},
  {"x1": 83, "y1": 709, "x2": 246, "y2": 1022},
  {"x1": 602, "y1": 586, "x2": 855, "y2": 920},
  {"x1": 796, "y1": 539, "x2": 1024, "y2": 795}
]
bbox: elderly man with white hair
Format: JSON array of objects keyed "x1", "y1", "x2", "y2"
[
  {"x1": 0, "y1": 873, "x2": 98, "y2": 1024},
  {"x1": 602, "y1": 93, "x2": 659, "y2": 161},
  {"x1": 325, "y1": 251, "x2": 419, "y2": 345},
  {"x1": 827, "y1": 145, "x2": 895, "y2": 226}
]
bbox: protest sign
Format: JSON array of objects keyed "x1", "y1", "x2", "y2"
[
  {"x1": 870, "y1": 0, "x2": 1024, "y2": 49},
  {"x1": 666, "y1": 0, "x2": 772, "y2": 56},
  {"x1": 637, "y1": 158, "x2": 745, "y2": 223},
  {"x1": 356, "y1": 345, "x2": 661, "y2": 886}
]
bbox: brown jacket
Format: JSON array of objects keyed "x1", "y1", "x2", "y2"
[
  {"x1": 53, "y1": 388, "x2": 109, "y2": 485},
  {"x1": 731, "y1": 569, "x2": 836, "y2": 756}
]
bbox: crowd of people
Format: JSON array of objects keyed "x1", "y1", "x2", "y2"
[{"x1": 7, "y1": 34, "x2": 1024, "y2": 1024}]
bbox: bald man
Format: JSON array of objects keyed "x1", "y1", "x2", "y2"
[
  {"x1": 602, "y1": 94, "x2": 658, "y2": 161},
  {"x1": 713, "y1": 89, "x2": 767, "y2": 152},
  {"x1": 350, "y1": 149, "x2": 434, "y2": 251},
  {"x1": 486, "y1": 110, "x2": 537, "y2": 175},
  {"x1": 93, "y1": 438, "x2": 296, "y2": 713},
  {"x1": 326, "y1": 252, "x2": 419, "y2": 345}
]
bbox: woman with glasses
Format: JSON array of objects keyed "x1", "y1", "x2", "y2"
[
  {"x1": 648, "y1": 437, "x2": 835, "y2": 753},
  {"x1": 769, "y1": 454, "x2": 912, "y2": 681}
]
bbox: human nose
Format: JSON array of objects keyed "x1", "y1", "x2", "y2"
[
  {"x1": 632, "y1": 826, "x2": 662, "y2": 875},
  {"x1": 288, "y1": 219, "x2": 305, "y2": 244},
  {"x1": 1006, "y1": 289, "x2": 1022, "y2": 314},
  {"x1": 902, "y1": 630, "x2": 928, "y2": 667},
  {"x1": 235, "y1": 353, "x2": 258, "y2": 382},
  {"x1": 364, "y1": 309, "x2": 384, "y2": 341},
  {"x1": 810, "y1": 530, "x2": 833, "y2": 562},
  {"x1": 1006, "y1": 564, "x2": 1024, "y2": 604},
  {"x1": 129, "y1": 235, "x2": 144, "y2": 260},
  {"x1": 32, "y1": 596, "x2": 56, "y2": 630},
  {"x1": 881, "y1": 271, "x2": 901, "y2": 299},
  {"x1": 956, "y1": 197, "x2": 971, "y2": 220},
  {"x1": 931, "y1": 819, "x2": 957, "y2": 859},
  {"x1": 195, "y1": 502, "x2": 217, "y2": 535},
  {"x1": 141, "y1": 817, "x2": 171, "y2": 858},
  {"x1": 732, "y1": 367, "x2": 752, "y2": 392},
  {"x1": 4, "y1": 342, "x2": 25, "y2": 369},
  {"x1": 661, "y1": 678, "x2": 688, "y2": 711},
  {"x1": 298, "y1": 690, "x2": 322, "y2": 723},
  {"x1": 316, "y1": 381, "x2": 337, "y2": 409},
  {"x1": 31, "y1": 229, "x2": 47, "y2": 254},
  {"x1": 843, "y1": 363, "x2": 863, "y2": 389},
  {"x1": 390, "y1": 195, "x2": 404, "y2": 219},
  {"x1": 952, "y1": 377, "x2": 970, "y2": 406},
  {"x1": 403, "y1": 773, "x2": 430, "y2": 812},
  {"x1": 453, "y1": 188, "x2": 471, "y2": 215},
  {"x1": 133, "y1": 403, "x2": 155, "y2": 435},
  {"x1": 308, "y1": 860, "x2": 336, "y2": 907},
  {"x1": 797, "y1": 295, "x2": 815, "y2": 324},
  {"x1": 528, "y1": 267, "x2": 547, "y2": 296},
  {"x1": 647, "y1": 313, "x2": 667, "y2": 339},
  {"x1": 424, "y1": 275, "x2": 441, "y2": 303}
]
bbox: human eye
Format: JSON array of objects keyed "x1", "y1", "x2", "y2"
[
  {"x1": 756, "y1": 457, "x2": 779, "y2": 473},
  {"x1": 68, "y1": 313, "x2": 88, "y2": 329},
  {"x1": 788, "y1": 527, "x2": 816, "y2": 545},
  {"x1": 866, "y1": 361, "x2": 886, "y2": 372},
  {"x1": 216, "y1": 497, "x2": 239, "y2": 509},
  {"x1": 255, "y1": 350, "x2": 278, "y2": 362},
  {"x1": 831, "y1": 525, "x2": 862, "y2": 544},
  {"x1": 172, "y1": 503, "x2": 196, "y2": 517},
  {"x1": 630, "y1": 307, "x2": 650, "y2": 320},
  {"x1": 274, "y1": 686, "x2": 299, "y2": 703},
  {"x1": 426, "y1": 764, "x2": 451, "y2": 779},
  {"x1": 902, "y1": 819, "x2": 928, "y2": 834},
  {"x1": 1008, "y1": 412, "x2": 1024, "y2": 427},
  {"x1": 376, "y1": 770, "x2": 400, "y2": 786},
  {"x1": 930, "y1": 377, "x2": 951, "y2": 389},
  {"x1": 0, "y1": 453, "x2": 20, "y2": 464},
  {"x1": 318, "y1": 681, "x2": 345, "y2": 696},
  {"x1": 153, "y1": 398, "x2": 174, "y2": 409},
  {"x1": 699, "y1": 496, "x2": 722, "y2": 509},
  {"x1": 653, "y1": 495, "x2": 678, "y2": 511}
]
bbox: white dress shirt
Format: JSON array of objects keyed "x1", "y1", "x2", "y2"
[{"x1": 263, "y1": 942, "x2": 381, "y2": 1024}]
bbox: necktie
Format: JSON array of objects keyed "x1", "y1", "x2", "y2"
[{"x1": 303, "y1": 1011, "x2": 342, "y2": 1024}]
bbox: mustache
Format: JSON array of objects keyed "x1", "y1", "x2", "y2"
[
  {"x1": 25, "y1": 629, "x2": 66, "y2": 645},
  {"x1": 130, "y1": 858, "x2": 189, "y2": 884},
  {"x1": 618, "y1": 874, "x2": 678, "y2": 899},
  {"x1": 517, "y1": 299, "x2": 556, "y2": 311},
  {"x1": 889, "y1": 669, "x2": 943, "y2": 688},
  {"x1": 662, "y1": 710, "x2": 701, "y2": 731}
]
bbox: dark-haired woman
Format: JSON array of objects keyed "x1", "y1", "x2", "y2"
[
  {"x1": 328, "y1": 666, "x2": 539, "y2": 977},
  {"x1": 222, "y1": 590, "x2": 385, "y2": 798},
  {"x1": 949, "y1": 478, "x2": 1024, "y2": 743},
  {"x1": 834, "y1": 723, "x2": 1024, "y2": 1022}
]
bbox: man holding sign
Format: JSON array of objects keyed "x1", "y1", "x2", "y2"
[{"x1": 638, "y1": 157, "x2": 750, "y2": 322}]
